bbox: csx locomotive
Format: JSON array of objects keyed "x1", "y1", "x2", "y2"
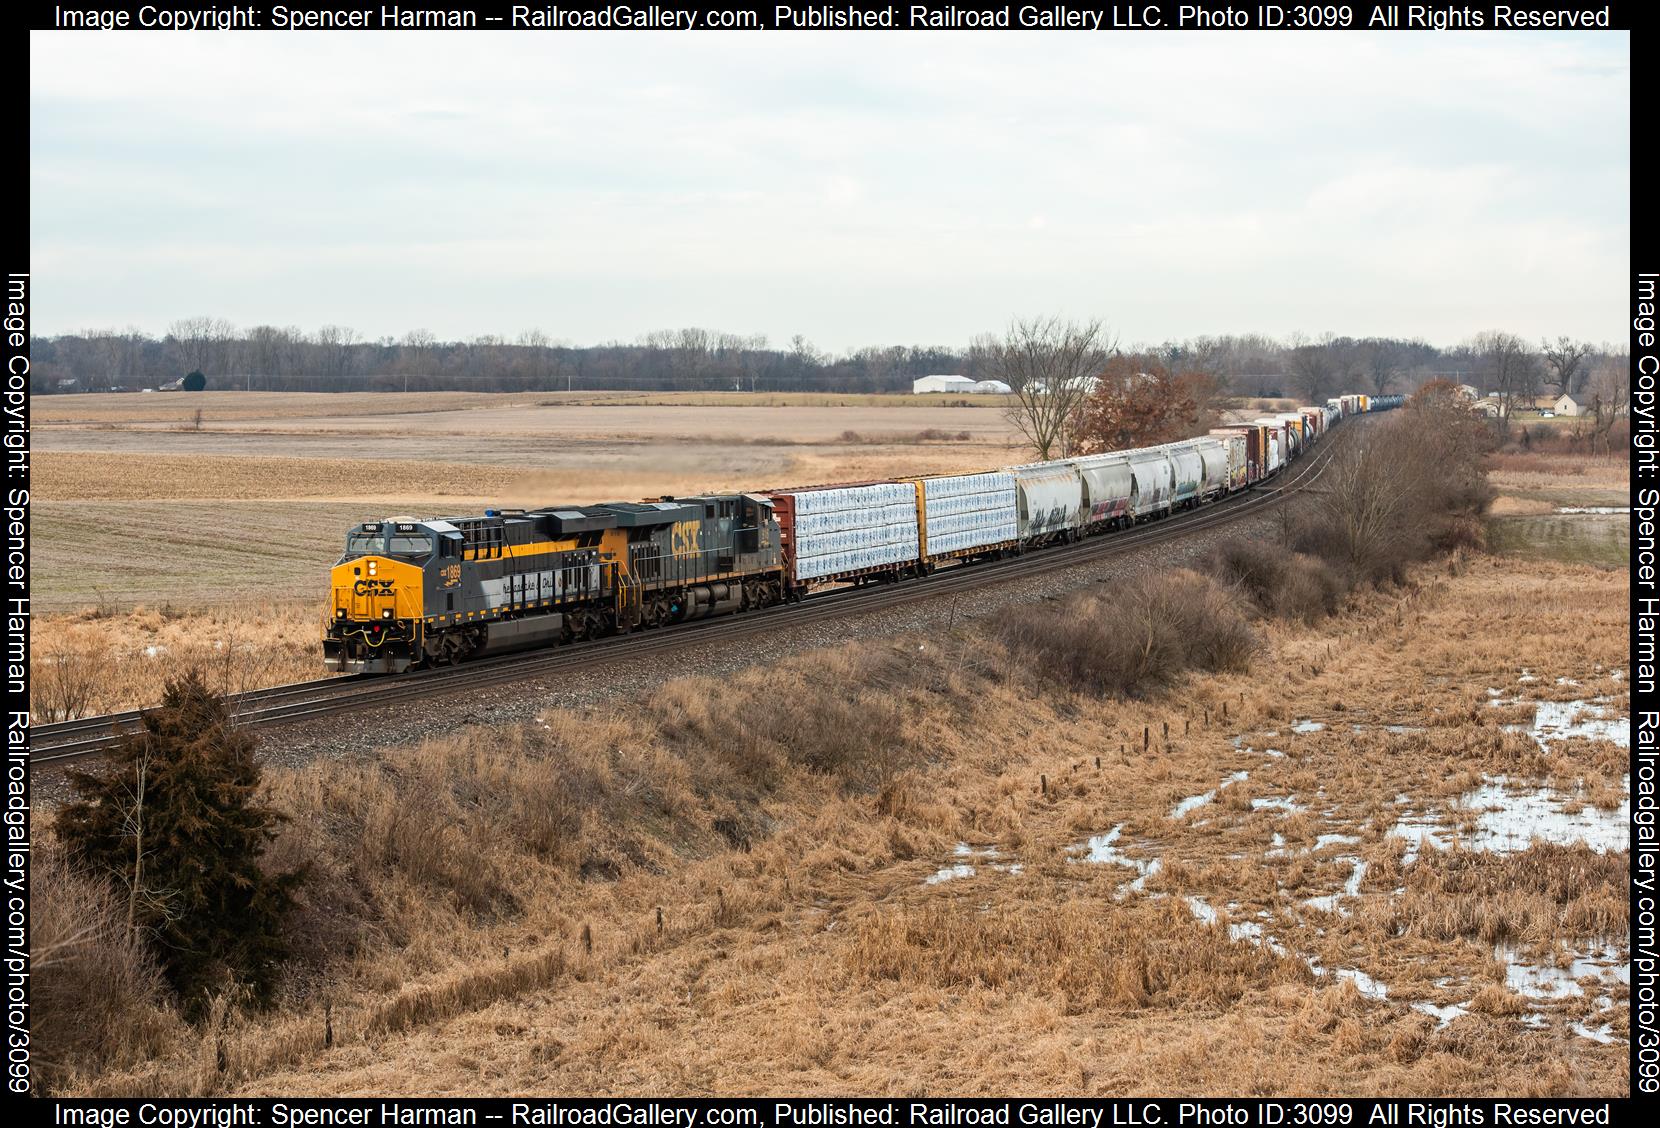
[
  {"x1": 324, "y1": 495, "x2": 786, "y2": 673},
  {"x1": 324, "y1": 393, "x2": 1400, "y2": 675}
]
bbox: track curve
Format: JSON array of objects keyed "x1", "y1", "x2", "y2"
[{"x1": 31, "y1": 421, "x2": 1352, "y2": 765}]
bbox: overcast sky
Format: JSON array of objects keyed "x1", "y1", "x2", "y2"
[{"x1": 30, "y1": 31, "x2": 1628, "y2": 353}]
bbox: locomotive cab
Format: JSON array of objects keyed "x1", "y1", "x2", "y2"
[{"x1": 323, "y1": 519, "x2": 435, "y2": 674}]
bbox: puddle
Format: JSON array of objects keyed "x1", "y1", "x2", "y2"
[
  {"x1": 1252, "y1": 795, "x2": 1307, "y2": 814},
  {"x1": 1170, "y1": 770, "x2": 1250, "y2": 818},
  {"x1": 1390, "y1": 775, "x2": 1629, "y2": 861},
  {"x1": 1412, "y1": 1001, "x2": 1470, "y2": 1028},
  {"x1": 1292, "y1": 719, "x2": 1326, "y2": 733},
  {"x1": 924, "y1": 843, "x2": 1022, "y2": 884},
  {"x1": 1315, "y1": 833, "x2": 1362, "y2": 850},
  {"x1": 1071, "y1": 825, "x2": 1161, "y2": 895},
  {"x1": 1573, "y1": 1022, "x2": 1620, "y2": 1044},
  {"x1": 1497, "y1": 942, "x2": 1628, "y2": 999},
  {"x1": 1305, "y1": 959, "x2": 1390, "y2": 1000},
  {"x1": 1556, "y1": 506, "x2": 1630, "y2": 514},
  {"x1": 1304, "y1": 859, "x2": 1366, "y2": 915},
  {"x1": 1509, "y1": 699, "x2": 1630, "y2": 750}
]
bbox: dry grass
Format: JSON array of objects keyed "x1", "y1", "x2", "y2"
[
  {"x1": 35, "y1": 453, "x2": 537, "y2": 502},
  {"x1": 34, "y1": 390, "x2": 1010, "y2": 426},
  {"x1": 36, "y1": 542, "x2": 1629, "y2": 1097},
  {"x1": 999, "y1": 570, "x2": 1257, "y2": 697},
  {"x1": 1486, "y1": 451, "x2": 1628, "y2": 511},
  {"x1": 32, "y1": 603, "x2": 322, "y2": 715},
  {"x1": 30, "y1": 844, "x2": 184, "y2": 1093}
]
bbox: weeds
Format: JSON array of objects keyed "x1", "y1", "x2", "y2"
[{"x1": 999, "y1": 570, "x2": 1256, "y2": 697}]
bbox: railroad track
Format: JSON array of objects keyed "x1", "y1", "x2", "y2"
[{"x1": 31, "y1": 424, "x2": 1349, "y2": 765}]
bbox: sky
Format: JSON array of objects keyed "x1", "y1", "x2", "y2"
[{"x1": 30, "y1": 30, "x2": 1629, "y2": 354}]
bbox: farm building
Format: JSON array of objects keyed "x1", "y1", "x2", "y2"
[
  {"x1": 1553, "y1": 393, "x2": 1586, "y2": 416},
  {"x1": 912, "y1": 375, "x2": 1010, "y2": 394},
  {"x1": 912, "y1": 374, "x2": 974, "y2": 394},
  {"x1": 1458, "y1": 384, "x2": 1480, "y2": 400}
]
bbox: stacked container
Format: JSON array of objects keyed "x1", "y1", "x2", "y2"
[
  {"x1": 774, "y1": 482, "x2": 920, "y2": 582},
  {"x1": 917, "y1": 472, "x2": 1018, "y2": 559}
]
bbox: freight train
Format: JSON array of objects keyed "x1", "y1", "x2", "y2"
[{"x1": 323, "y1": 394, "x2": 1395, "y2": 674}]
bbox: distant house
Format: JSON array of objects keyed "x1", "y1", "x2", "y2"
[
  {"x1": 913, "y1": 374, "x2": 975, "y2": 394},
  {"x1": 969, "y1": 379, "x2": 1012, "y2": 394},
  {"x1": 1553, "y1": 393, "x2": 1586, "y2": 417},
  {"x1": 1458, "y1": 384, "x2": 1480, "y2": 400},
  {"x1": 1472, "y1": 399, "x2": 1503, "y2": 418},
  {"x1": 52, "y1": 378, "x2": 82, "y2": 393}
]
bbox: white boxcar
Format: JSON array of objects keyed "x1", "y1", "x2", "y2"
[
  {"x1": 1071, "y1": 452, "x2": 1135, "y2": 526},
  {"x1": 1008, "y1": 460, "x2": 1083, "y2": 539},
  {"x1": 918, "y1": 471, "x2": 1018, "y2": 558},
  {"x1": 1127, "y1": 449, "x2": 1174, "y2": 517},
  {"x1": 780, "y1": 482, "x2": 920, "y2": 582},
  {"x1": 1211, "y1": 431, "x2": 1248, "y2": 490}
]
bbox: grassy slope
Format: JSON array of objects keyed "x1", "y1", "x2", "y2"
[{"x1": 57, "y1": 552, "x2": 1628, "y2": 1097}]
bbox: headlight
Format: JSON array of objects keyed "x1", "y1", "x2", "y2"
[
  {"x1": 337, "y1": 608, "x2": 346, "y2": 618},
  {"x1": 382, "y1": 609, "x2": 393, "y2": 619}
]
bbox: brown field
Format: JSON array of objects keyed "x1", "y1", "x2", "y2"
[
  {"x1": 1485, "y1": 452, "x2": 1628, "y2": 515},
  {"x1": 41, "y1": 548, "x2": 1629, "y2": 1097},
  {"x1": 33, "y1": 390, "x2": 1013, "y2": 426}
]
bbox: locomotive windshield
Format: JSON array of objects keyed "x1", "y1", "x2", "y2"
[
  {"x1": 346, "y1": 532, "x2": 381, "y2": 556},
  {"x1": 387, "y1": 534, "x2": 432, "y2": 560}
]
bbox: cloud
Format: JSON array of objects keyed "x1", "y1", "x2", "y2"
[{"x1": 29, "y1": 30, "x2": 1629, "y2": 349}]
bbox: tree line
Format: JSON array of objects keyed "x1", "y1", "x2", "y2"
[{"x1": 32, "y1": 318, "x2": 1625, "y2": 417}]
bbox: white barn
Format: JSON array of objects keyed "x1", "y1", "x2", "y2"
[{"x1": 913, "y1": 374, "x2": 975, "y2": 394}]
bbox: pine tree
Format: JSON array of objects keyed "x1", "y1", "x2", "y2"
[{"x1": 57, "y1": 670, "x2": 303, "y2": 1017}]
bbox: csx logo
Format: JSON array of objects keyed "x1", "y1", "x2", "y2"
[{"x1": 353, "y1": 579, "x2": 396, "y2": 596}]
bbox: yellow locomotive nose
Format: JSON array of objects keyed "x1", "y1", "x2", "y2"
[
  {"x1": 325, "y1": 556, "x2": 427, "y2": 673},
  {"x1": 330, "y1": 555, "x2": 425, "y2": 622}
]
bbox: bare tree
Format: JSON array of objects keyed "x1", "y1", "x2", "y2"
[
  {"x1": 1472, "y1": 330, "x2": 1537, "y2": 437},
  {"x1": 518, "y1": 328, "x2": 553, "y2": 390},
  {"x1": 984, "y1": 316, "x2": 1113, "y2": 459},
  {"x1": 1540, "y1": 336, "x2": 1593, "y2": 401},
  {"x1": 1287, "y1": 339, "x2": 1338, "y2": 403},
  {"x1": 1362, "y1": 338, "x2": 1402, "y2": 396},
  {"x1": 166, "y1": 316, "x2": 235, "y2": 377},
  {"x1": 1582, "y1": 352, "x2": 1629, "y2": 456},
  {"x1": 315, "y1": 324, "x2": 362, "y2": 381}
]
